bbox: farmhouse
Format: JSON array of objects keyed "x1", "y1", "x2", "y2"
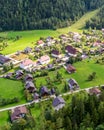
[
  {"x1": 68, "y1": 78, "x2": 79, "y2": 90},
  {"x1": 51, "y1": 50, "x2": 60, "y2": 58},
  {"x1": 10, "y1": 106, "x2": 27, "y2": 122},
  {"x1": 24, "y1": 74, "x2": 33, "y2": 81},
  {"x1": 52, "y1": 96, "x2": 65, "y2": 111},
  {"x1": 20, "y1": 59, "x2": 36, "y2": 71},
  {"x1": 40, "y1": 86, "x2": 49, "y2": 96},
  {"x1": 89, "y1": 88, "x2": 101, "y2": 96},
  {"x1": 65, "y1": 45, "x2": 77, "y2": 57},
  {"x1": 25, "y1": 81, "x2": 36, "y2": 93},
  {"x1": 24, "y1": 47, "x2": 32, "y2": 54},
  {"x1": 33, "y1": 93, "x2": 39, "y2": 100},
  {"x1": 0, "y1": 55, "x2": 11, "y2": 65},
  {"x1": 39, "y1": 55, "x2": 50, "y2": 65},
  {"x1": 5, "y1": 72, "x2": 13, "y2": 79},
  {"x1": 66, "y1": 64, "x2": 76, "y2": 73},
  {"x1": 15, "y1": 70, "x2": 24, "y2": 80},
  {"x1": 37, "y1": 40, "x2": 44, "y2": 46}
]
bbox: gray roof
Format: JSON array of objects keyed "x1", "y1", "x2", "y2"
[
  {"x1": 25, "y1": 81, "x2": 35, "y2": 89},
  {"x1": 68, "y1": 78, "x2": 78, "y2": 86},
  {"x1": 40, "y1": 86, "x2": 49, "y2": 95},
  {"x1": 52, "y1": 96, "x2": 65, "y2": 107},
  {"x1": 0, "y1": 55, "x2": 11, "y2": 64},
  {"x1": 24, "y1": 74, "x2": 33, "y2": 81},
  {"x1": 24, "y1": 47, "x2": 32, "y2": 53}
]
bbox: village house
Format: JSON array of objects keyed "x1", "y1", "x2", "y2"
[
  {"x1": 15, "y1": 70, "x2": 24, "y2": 80},
  {"x1": 10, "y1": 106, "x2": 27, "y2": 122},
  {"x1": 68, "y1": 78, "x2": 79, "y2": 90},
  {"x1": 5, "y1": 72, "x2": 14, "y2": 79},
  {"x1": 51, "y1": 50, "x2": 61, "y2": 58},
  {"x1": 20, "y1": 59, "x2": 36, "y2": 71},
  {"x1": 0, "y1": 55, "x2": 11, "y2": 66},
  {"x1": 61, "y1": 55, "x2": 69, "y2": 62},
  {"x1": 73, "y1": 32, "x2": 81, "y2": 42},
  {"x1": 33, "y1": 93, "x2": 39, "y2": 100},
  {"x1": 65, "y1": 45, "x2": 77, "y2": 57},
  {"x1": 37, "y1": 40, "x2": 44, "y2": 47},
  {"x1": 66, "y1": 64, "x2": 76, "y2": 73},
  {"x1": 24, "y1": 47, "x2": 32, "y2": 54},
  {"x1": 40, "y1": 86, "x2": 49, "y2": 96},
  {"x1": 88, "y1": 87, "x2": 101, "y2": 96},
  {"x1": 47, "y1": 64, "x2": 54, "y2": 69},
  {"x1": 52, "y1": 96, "x2": 65, "y2": 111},
  {"x1": 24, "y1": 74, "x2": 33, "y2": 81},
  {"x1": 39, "y1": 55, "x2": 50, "y2": 65},
  {"x1": 25, "y1": 81, "x2": 36, "y2": 93},
  {"x1": 46, "y1": 36, "x2": 55, "y2": 46}
]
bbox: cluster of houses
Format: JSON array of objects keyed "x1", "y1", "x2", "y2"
[
  {"x1": 1, "y1": 29, "x2": 104, "y2": 125},
  {"x1": 10, "y1": 85, "x2": 102, "y2": 122}
]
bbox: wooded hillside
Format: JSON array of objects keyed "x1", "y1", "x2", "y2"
[
  {"x1": 0, "y1": 0, "x2": 104, "y2": 31},
  {"x1": 86, "y1": 6, "x2": 104, "y2": 29}
]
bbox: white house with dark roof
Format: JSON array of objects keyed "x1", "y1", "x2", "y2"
[{"x1": 52, "y1": 96, "x2": 65, "y2": 111}]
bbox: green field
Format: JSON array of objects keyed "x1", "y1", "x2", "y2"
[
  {"x1": 35, "y1": 59, "x2": 104, "y2": 92},
  {"x1": 0, "y1": 9, "x2": 98, "y2": 55},
  {"x1": 0, "y1": 111, "x2": 9, "y2": 126},
  {"x1": 0, "y1": 78, "x2": 25, "y2": 101}
]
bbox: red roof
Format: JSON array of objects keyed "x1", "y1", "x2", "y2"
[
  {"x1": 40, "y1": 55, "x2": 50, "y2": 62},
  {"x1": 67, "y1": 64, "x2": 76, "y2": 73},
  {"x1": 37, "y1": 40, "x2": 44, "y2": 44},
  {"x1": 21, "y1": 59, "x2": 36, "y2": 66}
]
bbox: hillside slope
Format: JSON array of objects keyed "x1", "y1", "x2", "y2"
[
  {"x1": 0, "y1": 0, "x2": 104, "y2": 31},
  {"x1": 86, "y1": 6, "x2": 104, "y2": 29}
]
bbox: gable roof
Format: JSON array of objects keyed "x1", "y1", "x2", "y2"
[
  {"x1": 89, "y1": 88, "x2": 101, "y2": 95},
  {"x1": 52, "y1": 96, "x2": 65, "y2": 107},
  {"x1": 39, "y1": 55, "x2": 50, "y2": 62},
  {"x1": 65, "y1": 45, "x2": 77, "y2": 55},
  {"x1": 40, "y1": 86, "x2": 49, "y2": 95},
  {"x1": 21, "y1": 59, "x2": 36, "y2": 67},
  {"x1": 11, "y1": 106, "x2": 27, "y2": 121},
  {"x1": 24, "y1": 74, "x2": 33, "y2": 81},
  {"x1": 67, "y1": 64, "x2": 76, "y2": 73},
  {"x1": 68, "y1": 78, "x2": 78, "y2": 86},
  {"x1": 51, "y1": 50, "x2": 60, "y2": 55},
  {"x1": 24, "y1": 47, "x2": 32, "y2": 53},
  {"x1": 37, "y1": 40, "x2": 44, "y2": 45},
  {"x1": 0, "y1": 55, "x2": 11, "y2": 64}
]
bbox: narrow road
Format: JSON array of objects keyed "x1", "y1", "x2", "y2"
[{"x1": 0, "y1": 86, "x2": 98, "y2": 112}]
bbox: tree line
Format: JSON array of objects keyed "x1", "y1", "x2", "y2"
[
  {"x1": 0, "y1": 0, "x2": 104, "y2": 31},
  {"x1": 86, "y1": 6, "x2": 104, "y2": 29}
]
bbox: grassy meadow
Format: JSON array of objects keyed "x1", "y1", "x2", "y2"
[
  {"x1": 35, "y1": 59, "x2": 104, "y2": 92},
  {"x1": 0, "y1": 78, "x2": 25, "y2": 105}
]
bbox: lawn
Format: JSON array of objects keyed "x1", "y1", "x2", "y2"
[
  {"x1": 0, "y1": 9, "x2": 98, "y2": 55},
  {"x1": 0, "y1": 78, "x2": 25, "y2": 100},
  {"x1": 0, "y1": 111, "x2": 9, "y2": 125},
  {"x1": 35, "y1": 59, "x2": 104, "y2": 92}
]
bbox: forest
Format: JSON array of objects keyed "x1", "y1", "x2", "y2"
[
  {"x1": 1, "y1": 91, "x2": 104, "y2": 130},
  {"x1": 86, "y1": 6, "x2": 104, "y2": 29},
  {"x1": 0, "y1": 0, "x2": 104, "y2": 31}
]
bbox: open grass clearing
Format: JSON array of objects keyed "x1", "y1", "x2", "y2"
[
  {"x1": 35, "y1": 59, "x2": 104, "y2": 92},
  {"x1": 0, "y1": 111, "x2": 9, "y2": 126}
]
